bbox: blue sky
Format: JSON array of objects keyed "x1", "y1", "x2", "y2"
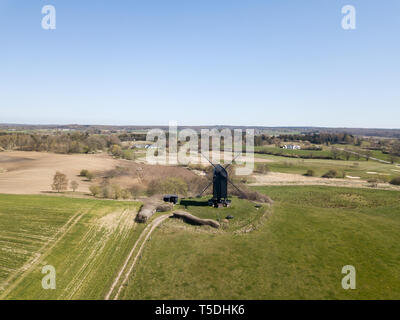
[{"x1": 0, "y1": 0, "x2": 399, "y2": 127}]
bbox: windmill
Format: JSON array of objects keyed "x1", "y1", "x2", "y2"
[{"x1": 197, "y1": 152, "x2": 245, "y2": 208}]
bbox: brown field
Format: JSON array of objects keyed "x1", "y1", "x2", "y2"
[
  {"x1": 2, "y1": 150, "x2": 397, "y2": 196},
  {"x1": 0, "y1": 151, "x2": 203, "y2": 195},
  {"x1": 0, "y1": 151, "x2": 126, "y2": 194}
]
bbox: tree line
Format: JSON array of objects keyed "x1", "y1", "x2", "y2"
[{"x1": 0, "y1": 132, "x2": 121, "y2": 154}]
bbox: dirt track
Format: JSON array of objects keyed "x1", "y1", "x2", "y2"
[
  {"x1": 0, "y1": 151, "x2": 125, "y2": 194},
  {"x1": 105, "y1": 214, "x2": 171, "y2": 300}
]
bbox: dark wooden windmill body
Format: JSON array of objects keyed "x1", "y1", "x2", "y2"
[
  {"x1": 198, "y1": 153, "x2": 244, "y2": 208},
  {"x1": 211, "y1": 164, "x2": 228, "y2": 205}
]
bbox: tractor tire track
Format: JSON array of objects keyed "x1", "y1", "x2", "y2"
[
  {"x1": 105, "y1": 214, "x2": 170, "y2": 300},
  {"x1": 0, "y1": 209, "x2": 86, "y2": 299}
]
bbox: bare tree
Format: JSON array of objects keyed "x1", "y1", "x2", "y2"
[
  {"x1": 364, "y1": 150, "x2": 372, "y2": 161},
  {"x1": 343, "y1": 150, "x2": 351, "y2": 161},
  {"x1": 331, "y1": 147, "x2": 340, "y2": 160},
  {"x1": 70, "y1": 180, "x2": 79, "y2": 192},
  {"x1": 52, "y1": 171, "x2": 68, "y2": 193},
  {"x1": 388, "y1": 154, "x2": 396, "y2": 164}
]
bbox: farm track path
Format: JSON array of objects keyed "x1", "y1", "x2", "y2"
[{"x1": 105, "y1": 214, "x2": 171, "y2": 300}]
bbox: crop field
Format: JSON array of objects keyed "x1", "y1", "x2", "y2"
[
  {"x1": 0, "y1": 194, "x2": 142, "y2": 299},
  {"x1": 117, "y1": 187, "x2": 400, "y2": 300}
]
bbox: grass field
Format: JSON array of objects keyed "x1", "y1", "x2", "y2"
[
  {"x1": 0, "y1": 194, "x2": 142, "y2": 299},
  {"x1": 254, "y1": 153, "x2": 400, "y2": 181},
  {"x1": 255, "y1": 146, "x2": 336, "y2": 159},
  {"x1": 2, "y1": 187, "x2": 399, "y2": 300},
  {"x1": 255, "y1": 145, "x2": 400, "y2": 164},
  {"x1": 118, "y1": 187, "x2": 400, "y2": 299}
]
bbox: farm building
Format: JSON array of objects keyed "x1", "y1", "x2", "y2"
[{"x1": 282, "y1": 144, "x2": 301, "y2": 150}]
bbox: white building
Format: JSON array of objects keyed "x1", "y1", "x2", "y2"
[{"x1": 282, "y1": 144, "x2": 301, "y2": 150}]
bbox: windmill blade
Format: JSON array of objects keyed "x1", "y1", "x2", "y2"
[
  {"x1": 197, "y1": 181, "x2": 213, "y2": 197},
  {"x1": 199, "y1": 151, "x2": 217, "y2": 169},
  {"x1": 224, "y1": 151, "x2": 243, "y2": 171},
  {"x1": 227, "y1": 178, "x2": 246, "y2": 198}
]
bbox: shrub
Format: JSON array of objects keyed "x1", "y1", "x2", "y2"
[
  {"x1": 322, "y1": 170, "x2": 337, "y2": 179},
  {"x1": 367, "y1": 178, "x2": 378, "y2": 188},
  {"x1": 80, "y1": 169, "x2": 89, "y2": 177},
  {"x1": 80, "y1": 169, "x2": 94, "y2": 181},
  {"x1": 129, "y1": 184, "x2": 144, "y2": 199},
  {"x1": 229, "y1": 183, "x2": 273, "y2": 204},
  {"x1": 121, "y1": 189, "x2": 131, "y2": 200},
  {"x1": 102, "y1": 184, "x2": 114, "y2": 199},
  {"x1": 111, "y1": 184, "x2": 122, "y2": 199},
  {"x1": 89, "y1": 185, "x2": 101, "y2": 197},
  {"x1": 146, "y1": 177, "x2": 188, "y2": 197},
  {"x1": 146, "y1": 179, "x2": 161, "y2": 196},
  {"x1": 85, "y1": 171, "x2": 94, "y2": 181},
  {"x1": 110, "y1": 144, "x2": 123, "y2": 158},
  {"x1": 122, "y1": 149, "x2": 135, "y2": 160},
  {"x1": 304, "y1": 169, "x2": 315, "y2": 177},
  {"x1": 390, "y1": 177, "x2": 400, "y2": 186}
]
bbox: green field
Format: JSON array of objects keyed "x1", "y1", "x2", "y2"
[
  {"x1": 254, "y1": 153, "x2": 400, "y2": 181},
  {"x1": 255, "y1": 146, "x2": 336, "y2": 159},
  {"x1": 118, "y1": 187, "x2": 400, "y2": 299},
  {"x1": 255, "y1": 145, "x2": 400, "y2": 164},
  {"x1": 0, "y1": 194, "x2": 142, "y2": 300},
  {"x1": 1, "y1": 187, "x2": 399, "y2": 300}
]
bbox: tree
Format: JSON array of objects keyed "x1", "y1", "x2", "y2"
[
  {"x1": 89, "y1": 185, "x2": 101, "y2": 197},
  {"x1": 343, "y1": 151, "x2": 351, "y2": 161},
  {"x1": 331, "y1": 147, "x2": 340, "y2": 160},
  {"x1": 70, "y1": 181, "x2": 79, "y2": 192},
  {"x1": 52, "y1": 171, "x2": 68, "y2": 193},
  {"x1": 364, "y1": 150, "x2": 372, "y2": 161}
]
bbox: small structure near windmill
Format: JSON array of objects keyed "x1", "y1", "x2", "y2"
[{"x1": 163, "y1": 194, "x2": 179, "y2": 204}]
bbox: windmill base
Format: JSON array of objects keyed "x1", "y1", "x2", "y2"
[{"x1": 208, "y1": 198, "x2": 231, "y2": 208}]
